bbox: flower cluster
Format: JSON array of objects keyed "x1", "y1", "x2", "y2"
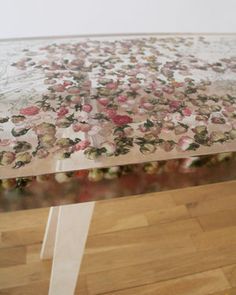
[{"x1": 0, "y1": 35, "x2": 236, "y2": 172}]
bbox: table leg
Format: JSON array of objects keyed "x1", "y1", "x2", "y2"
[
  {"x1": 44, "y1": 202, "x2": 95, "y2": 295},
  {"x1": 40, "y1": 206, "x2": 59, "y2": 260}
]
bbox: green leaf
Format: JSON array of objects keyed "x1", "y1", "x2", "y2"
[
  {"x1": 11, "y1": 128, "x2": 30, "y2": 137},
  {"x1": 186, "y1": 143, "x2": 200, "y2": 151},
  {"x1": 144, "y1": 119, "x2": 154, "y2": 128},
  {"x1": 66, "y1": 114, "x2": 75, "y2": 122},
  {"x1": 0, "y1": 117, "x2": 9, "y2": 123},
  {"x1": 13, "y1": 141, "x2": 32, "y2": 153},
  {"x1": 65, "y1": 95, "x2": 73, "y2": 101},
  {"x1": 178, "y1": 122, "x2": 189, "y2": 129}
]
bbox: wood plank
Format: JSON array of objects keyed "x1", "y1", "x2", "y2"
[
  {"x1": 192, "y1": 226, "x2": 236, "y2": 251},
  {"x1": 0, "y1": 208, "x2": 49, "y2": 231},
  {"x1": 26, "y1": 244, "x2": 41, "y2": 264},
  {"x1": 81, "y1": 235, "x2": 196, "y2": 274},
  {"x1": 91, "y1": 213, "x2": 148, "y2": 236},
  {"x1": 104, "y1": 269, "x2": 230, "y2": 295},
  {"x1": 172, "y1": 181, "x2": 236, "y2": 206},
  {"x1": 198, "y1": 209, "x2": 236, "y2": 231},
  {"x1": 0, "y1": 246, "x2": 26, "y2": 268},
  {"x1": 186, "y1": 194, "x2": 236, "y2": 217},
  {"x1": 210, "y1": 287, "x2": 236, "y2": 295},
  {"x1": 222, "y1": 264, "x2": 236, "y2": 288},
  {"x1": 86, "y1": 218, "x2": 202, "y2": 250},
  {"x1": 86, "y1": 243, "x2": 236, "y2": 294},
  {"x1": 0, "y1": 261, "x2": 51, "y2": 290},
  {"x1": 145, "y1": 205, "x2": 190, "y2": 225},
  {"x1": 74, "y1": 275, "x2": 88, "y2": 295},
  {"x1": 0, "y1": 227, "x2": 45, "y2": 249},
  {"x1": 89, "y1": 192, "x2": 175, "y2": 235},
  {"x1": 0, "y1": 281, "x2": 49, "y2": 295}
]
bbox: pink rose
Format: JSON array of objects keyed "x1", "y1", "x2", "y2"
[
  {"x1": 150, "y1": 81, "x2": 158, "y2": 90},
  {"x1": 177, "y1": 136, "x2": 194, "y2": 151},
  {"x1": 88, "y1": 125, "x2": 101, "y2": 136},
  {"x1": 170, "y1": 100, "x2": 181, "y2": 109},
  {"x1": 139, "y1": 125, "x2": 148, "y2": 133},
  {"x1": 112, "y1": 115, "x2": 133, "y2": 126},
  {"x1": 0, "y1": 139, "x2": 11, "y2": 146},
  {"x1": 182, "y1": 107, "x2": 192, "y2": 116},
  {"x1": 127, "y1": 69, "x2": 138, "y2": 76},
  {"x1": 98, "y1": 97, "x2": 109, "y2": 106},
  {"x1": 80, "y1": 123, "x2": 91, "y2": 132},
  {"x1": 123, "y1": 126, "x2": 134, "y2": 136},
  {"x1": 71, "y1": 96, "x2": 81, "y2": 104},
  {"x1": 130, "y1": 83, "x2": 140, "y2": 91},
  {"x1": 172, "y1": 81, "x2": 184, "y2": 88},
  {"x1": 73, "y1": 123, "x2": 91, "y2": 132},
  {"x1": 106, "y1": 83, "x2": 117, "y2": 90},
  {"x1": 63, "y1": 80, "x2": 73, "y2": 87},
  {"x1": 105, "y1": 108, "x2": 117, "y2": 119},
  {"x1": 39, "y1": 59, "x2": 50, "y2": 66},
  {"x1": 117, "y1": 95, "x2": 127, "y2": 103},
  {"x1": 20, "y1": 106, "x2": 40, "y2": 116},
  {"x1": 57, "y1": 107, "x2": 69, "y2": 117},
  {"x1": 83, "y1": 80, "x2": 92, "y2": 88},
  {"x1": 51, "y1": 84, "x2": 65, "y2": 92},
  {"x1": 224, "y1": 106, "x2": 235, "y2": 113},
  {"x1": 73, "y1": 123, "x2": 82, "y2": 132},
  {"x1": 142, "y1": 102, "x2": 154, "y2": 111},
  {"x1": 1, "y1": 151, "x2": 15, "y2": 165},
  {"x1": 82, "y1": 104, "x2": 93, "y2": 113},
  {"x1": 160, "y1": 140, "x2": 176, "y2": 152},
  {"x1": 67, "y1": 86, "x2": 80, "y2": 94},
  {"x1": 74, "y1": 139, "x2": 91, "y2": 151},
  {"x1": 36, "y1": 148, "x2": 49, "y2": 159},
  {"x1": 162, "y1": 86, "x2": 174, "y2": 94}
]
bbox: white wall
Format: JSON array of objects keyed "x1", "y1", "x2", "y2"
[{"x1": 0, "y1": 0, "x2": 235, "y2": 39}]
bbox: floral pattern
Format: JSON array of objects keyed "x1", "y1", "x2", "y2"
[{"x1": 0, "y1": 34, "x2": 236, "y2": 178}]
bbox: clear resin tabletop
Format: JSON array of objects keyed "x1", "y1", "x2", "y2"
[{"x1": 0, "y1": 34, "x2": 236, "y2": 179}]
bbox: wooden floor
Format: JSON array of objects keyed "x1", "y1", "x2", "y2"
[{"x1": 1, "y1": 180, "x2": 236, "y2": 294}]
